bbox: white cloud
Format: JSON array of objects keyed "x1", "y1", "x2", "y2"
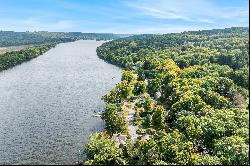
[
  {"x1": 79, "y1": 23, "x2": 217, "y2": 34},
  {"x1": 219, "y1": 7, "x2": 249, "y2": 19},
  {"x1": 134, "y1": 6, "x2": 193, "y2": 21},
  {"x1": 197, "y1": 18, "x2": 215, "y2": 24},
  {"x1": 0, "y1": 0, "x2": 248, "y2": 33},
  {"x1": 0, "y1": 18, "x2": 74, "y2": 31},
  {"x1": 125, "y1": 0, "x2": 249, "y2": 24}
]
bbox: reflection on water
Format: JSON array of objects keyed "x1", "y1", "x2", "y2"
[{"x1": 0, "y1": 40, "x2": 121, "y2": 164}]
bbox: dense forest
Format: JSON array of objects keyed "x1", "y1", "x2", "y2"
[
  {"x1": 0, "y1": 31, "x2": 129, "y2": 47},
  {"x1": 84, "y1": 27, "x2": 249, "y2": 165},
  {"x1": 0, "y1": 44, "x2": 55, "y2": 71}
]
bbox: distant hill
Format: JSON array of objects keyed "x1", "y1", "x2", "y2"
[{"x1": 0, "y1": 31, "x2": 131, "y2": 47}]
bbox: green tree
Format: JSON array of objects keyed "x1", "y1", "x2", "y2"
[
  {"x1": 102, "y1": 104, "x2": 128, "y2": 134},
  {"x1": 84, "y1": 133, "x2": 127, "y2": 165},
  {"x1": 147, "y1": 78, "x2": 162, "y2": 98},
  {"x1": 213, "y1": 136, "x2": 249, "y2": 165},
  {"x1": 152, "y1": 105, "x2": 165, "y2": 129},
  {"x1": 143, "y1": 96, "x2": 154, "y2": 112},
  {"x1": 121, "y1": 70, "x2": 137, "y2": 82},
  {"x1": 193, "y1": 154, "x2": 222, "y2": 165},
  {"x1": 133, "y1": 81, "x2": 146, "y2": 96}
]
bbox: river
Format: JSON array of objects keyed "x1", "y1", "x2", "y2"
[{"x1": 0, "y1": 40, "x2": 121, "y2": 164}]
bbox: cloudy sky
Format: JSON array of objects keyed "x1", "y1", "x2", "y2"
[{"x1": 0, "y1": 0, "x2": 248, "y2": 33}]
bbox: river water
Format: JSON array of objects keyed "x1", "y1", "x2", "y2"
[{"x1": 0, "y1": 40, "x2": 121, "y2": 164}]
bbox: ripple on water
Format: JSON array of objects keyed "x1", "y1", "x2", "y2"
[{"x1": 0, "y1": 40, "x2": 121, "y2": 164}]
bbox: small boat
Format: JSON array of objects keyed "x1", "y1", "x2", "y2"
[{"x1": 92, "y1": 114, "x2": 102, "y2": 117}]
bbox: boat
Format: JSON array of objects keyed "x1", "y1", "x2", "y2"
[{"x1": 92, "y1": 114, "x2": 102, "y2": 117}]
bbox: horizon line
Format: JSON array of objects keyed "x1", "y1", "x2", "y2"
[{"x1": 0, "y1": 26, "x2": 248, "y2": 35}]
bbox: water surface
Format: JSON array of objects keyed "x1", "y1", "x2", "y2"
[{"x1": 0, "y1": 40, "x2": 121, "y2": 164}]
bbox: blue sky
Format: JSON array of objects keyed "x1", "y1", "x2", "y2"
[{"x1": 0, "y1": 0, "x2": 248, "y2": 34}]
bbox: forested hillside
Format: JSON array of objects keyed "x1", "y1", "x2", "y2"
[
  {"x1": 0, "y1": 31, "x2": 129, "y2": 47},
  {"x1": 84, "y1": 27, "x2": 249, "y2": 165}
]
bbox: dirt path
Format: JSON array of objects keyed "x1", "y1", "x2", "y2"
[{"x1": 128, "y1": 108, "x2": 139, "y2": 142}]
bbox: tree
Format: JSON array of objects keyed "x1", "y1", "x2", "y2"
[
  {"x1": 0, "y1": 44, "x2": 55, "y2": 72},
  {"x1": 152, "y1": 105, "x2": 165, "y2": 129},
  {"x1": 143, "y1": 96, "x2": 154, "y2": 112},
  {"x1": 156, "y1": 58, "x2": 180, "y2": 74},
  {"x1": 170, "y1": 92, "x2": 207, "y2": 120},
  {"x1": 147, "y1": 78, "x2": 162, "y2": 98},
  {"x1": 86, "y1": 27, "x2": 249, "y2": 165},
  {"x1": 193, "y1": 154, "x2": 222, "y2": 165},
  {"x1": 213, "y1": 136, "x2": 249, "y2": 165},
  {"x1": 133, "y1": 81, "x2": 146, "y2": 96},
  {"x1": 102, "y1": 104, "x2": 128, "y2": 134},
  {"x1": 229, "y1": 66, "x2": 249, "y2": 89},
  {"x1": 84, "y1": 133, "x2": 127, "y2": 165},
  {"x1": 157, "y1": 129, "x2": 197, "y2": 165},
  {"x1": 102, "y1": 80, "x2": 133, "y2": 104},
  {"x1": 121, "y1": 70, "x2": 137, "y2": 83}
]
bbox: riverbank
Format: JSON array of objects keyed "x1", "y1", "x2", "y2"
[
  {"x1": 0, "y1": 45, "x2": 34, "y2": 54},
  {"x1": 0, "y1": 44, "x2": 56, "y2": 72}
]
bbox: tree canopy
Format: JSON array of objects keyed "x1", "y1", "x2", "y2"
[{"x1": 85, "y1": 27, "x2": 249, "y2": 165}]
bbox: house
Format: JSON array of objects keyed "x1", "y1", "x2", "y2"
[
  {"x1": 111, "y1": 133, "x2": 127, "y2": 147},
  {"x1": 140, "y1": 133, "x2": 150, "y2": 141}
]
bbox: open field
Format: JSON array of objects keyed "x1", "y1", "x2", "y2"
[{"x1": 0, "y1": 45, "x2": 33, "y2": 54}]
